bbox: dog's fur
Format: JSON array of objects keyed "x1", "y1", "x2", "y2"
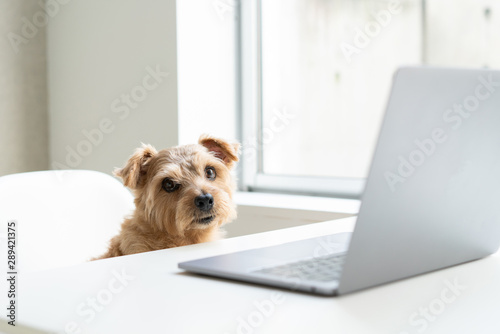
[{"x1": 93, "y1": 135, "x2": 239, "y2": 260}]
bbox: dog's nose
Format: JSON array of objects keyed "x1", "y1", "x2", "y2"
[{"x1": 194, "y1": 193, "x2": 214, "y2": 211}]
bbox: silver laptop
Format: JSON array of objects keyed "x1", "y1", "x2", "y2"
[{"x1": 179, "y1": 67, "x2": 500, "y2": 296}]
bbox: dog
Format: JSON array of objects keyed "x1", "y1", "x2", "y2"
[{"x1": 93, "y1": 135, "x2": 240, "y2": 260}]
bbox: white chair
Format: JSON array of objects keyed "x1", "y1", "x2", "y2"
[{"x1": 0, "y1": 170, "x2": 134, "y2": 273}]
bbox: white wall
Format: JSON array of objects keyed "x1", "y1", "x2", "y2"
[
  {"x1": 176, "y1": 0, "x2": 238, "y2": 145},
  {"x1": 0, "y1": 1, "x2": 48, "y2": 176},
  {"x1": 47, "y1": 0, "x2": 179, "y2": 175}
]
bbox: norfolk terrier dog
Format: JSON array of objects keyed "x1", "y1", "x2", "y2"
[{"x1": 94, "y1": 135, "x2": 240, "y2": 260}]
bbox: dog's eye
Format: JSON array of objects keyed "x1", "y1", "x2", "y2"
[
  {"x1": 162, "y1": 178, "x2": 180, "y2": 193},
  {"x1": 205, "y1": 166, "x2": 216, "y2": 181}
]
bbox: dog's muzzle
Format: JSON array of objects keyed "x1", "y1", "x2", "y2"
[{"x1": 197, "y1": 216, "x2": 215, "y2": 224}]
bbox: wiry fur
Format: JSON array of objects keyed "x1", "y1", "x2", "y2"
[{"x1": 93, "y1": 135, "x2": 240, "y2": 260}]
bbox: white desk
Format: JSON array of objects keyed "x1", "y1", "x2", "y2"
[{"x1": 15, "y1": 217, "x2": 500, "y2": 333}]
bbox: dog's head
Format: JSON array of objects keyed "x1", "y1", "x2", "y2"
[{"x1": 114, "y1": 135, "x2": 240, "y2": 236}]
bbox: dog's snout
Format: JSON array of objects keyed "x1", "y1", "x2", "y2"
[{"x1": 194, "y1": 193, "x2": 214, "y2": 211}]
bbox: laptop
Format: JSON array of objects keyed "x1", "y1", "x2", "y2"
[{"x1": 179, "y1": 67, "x2": 500, "y2": 296}]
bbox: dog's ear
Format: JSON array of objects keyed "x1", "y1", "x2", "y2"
[
  {"x1": 114, "y1": 144, "x2": 158, "y2": 189},
  {"x1": 199, "y1": 134, "x2": 240, "y2": 169}
]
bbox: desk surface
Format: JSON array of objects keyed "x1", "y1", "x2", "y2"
[{"x1": 14, "y1": 217, "x2": 500, "y2": 334}]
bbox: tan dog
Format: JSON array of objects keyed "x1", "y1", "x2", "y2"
[{"x1": 93, "y1": 135, "x2": 239, "y2": 260}]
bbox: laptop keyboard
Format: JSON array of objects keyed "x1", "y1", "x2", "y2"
[{"x1": 252, "y1": 253, "x2": 347, "y2": 282}]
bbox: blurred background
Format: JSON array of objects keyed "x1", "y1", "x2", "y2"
[
  {"x1": 0, "y1": 0, "x2": 235, "y2": 177},
  {"x1": 1, "y1": 0, "x2": 499, "y2": 198}
]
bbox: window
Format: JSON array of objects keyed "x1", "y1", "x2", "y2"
[{"x1": 239, "y1": 0, "x2": 500, "y2": 198}]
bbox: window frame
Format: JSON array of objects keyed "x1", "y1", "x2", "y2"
[{"x1": 238, "y1": 0, "x2": 367, "y2": 199}]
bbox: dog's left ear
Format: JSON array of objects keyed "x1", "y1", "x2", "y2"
[{"x1": 199, "y1": 134, "x2": 240, "y2": 169}]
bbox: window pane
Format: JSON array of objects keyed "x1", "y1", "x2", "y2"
[
  {"x1": 260, "y1": 0, "x2": 422, "y2": 178},
  {"x1": 426, "y1": 0, "x2": 500, "y2": 68}
]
